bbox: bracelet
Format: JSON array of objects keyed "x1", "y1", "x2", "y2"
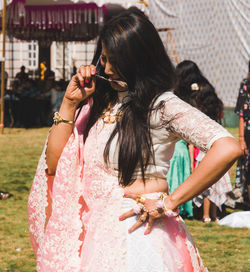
[
  {"x1": 156, "y1": 193, "x2": 179, "y2": 217},
  {"x1": 163, "y1": 196, "x2": 179, "y2": 217},
  {"x1": 53, "y1": 112, "x2": 74, "y2": 125}
]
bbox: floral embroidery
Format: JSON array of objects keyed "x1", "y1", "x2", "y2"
[{"x1": 28, "y1": 95, "x2": 213, "y2": 271}]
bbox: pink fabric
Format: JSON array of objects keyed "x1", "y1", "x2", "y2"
[
  {"x1": 193, "y1": 147, "x2": 200, "y2": 168},
  {"x1": 28, "y1": 96, "x2": 208, "y2": 271},
  {"x1": 149, "y1": 216, "x2": 205, "y2": 271},
  {"x1": 28, "y1": 101, "x2": 91, "y2": 271}
]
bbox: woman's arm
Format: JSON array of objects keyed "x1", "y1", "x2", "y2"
[
  {"x1": 46, "y1": 98, "x2": 78, "y2": 175},
  {"x1": 238, "y1": 116, "x2": 247, "y2": 154},
  {"x1": 46, "y1": 66, "x2": 96, "y2": 175},
  {"x1": 121, "y1": 94, "x2": 242, "y2": 234},
  {"x1": 121, "y1": 136, "x2": 241, "y2": 235},
  {"x1": 188, "y1": 144, "x2": 194, "y2": 173},
  {"x1": 165, "y1": 137, "x2": 242, "y2": 210}
]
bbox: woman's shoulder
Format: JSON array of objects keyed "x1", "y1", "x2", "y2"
[{"x1": 154, "y1": 90, "x2": 178, "y2": 105}]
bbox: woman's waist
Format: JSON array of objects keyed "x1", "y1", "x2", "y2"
[
  {"x1": 82, "y1": 177, "x2": 169, "y2": 205},
  {"x1": 123, "y1": 177, "x2": 169, "y2": 195}
]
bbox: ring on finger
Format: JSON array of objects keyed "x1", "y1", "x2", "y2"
[
  {"x1": 157, "y1": 207, "x2": 164, "y2": 214},
  {"x1": 139, "y1": 214, "x2": 147, "y2": 222},
  {"x1": 136, "y1": 195, "x2": 146, "y2": 204},
  {"x1": 133, "y1": 203, "x2": 144, "y2": 215}
]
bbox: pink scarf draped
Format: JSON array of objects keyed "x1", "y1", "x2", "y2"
[{"x1": 28, "y1": 101, "x2": 91, "y2": 271}]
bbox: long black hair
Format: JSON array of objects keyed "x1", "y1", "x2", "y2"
[
  {"x1": 174, "y1": 60, "x2": 222, "y2": 123},
  {"x1": 84, "y1": 8, "x2": 176, "y2": 186},
  {"x1": 195, "y1": 83, "x2": 223, "y2": 122},
  {"x1": 174, "y1": 60, "x2": 212, "y2": 107}
]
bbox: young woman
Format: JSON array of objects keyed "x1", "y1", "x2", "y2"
[{"x1": 28, "y1": 8, "x2": 242, "y2": 272}]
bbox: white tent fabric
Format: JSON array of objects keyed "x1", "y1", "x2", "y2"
[
  {"x1": 0, "y1": 0, "x2": 13, "y2": 10},
  {"x1": 83, "y1": 0, "x2": 149, "y2": 15},
  {"x1": 80, "y1": 0, "x2": 147, "y2": 10},
  {"x1": 218, "y1": 211, "x2": 250, "y2": 228},
  {"x1": 149, "y1": 0, "x2": 250, "y2": 107}
]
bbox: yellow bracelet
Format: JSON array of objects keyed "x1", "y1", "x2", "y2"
[{"x1": 53, "y1": 112, "x2": 74, "y2": 125}]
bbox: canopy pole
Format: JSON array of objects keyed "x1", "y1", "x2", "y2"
[
  {"x1": 0, "y1": 0, "x2": 6, "y2": 135},
  {"x1": 63, "y1": 42, "x2": 65, "y2": 80}
]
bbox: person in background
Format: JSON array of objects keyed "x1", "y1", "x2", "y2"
[
  {"x1": 175, "y1": 60, "x2": 232, "y2": 223},
  {"x1": 44, "y1": 68, "x2": 55, "y2": 81},
  {"x1": 15, "y1": 65, "x2": 29, "y2": 84},
  {"x1": 234, "y1": 60, "x2": 250, "y2": 203},
  {"x1": 19, "y1": 79, "x2": 41, "y2": 128},
  {"x1": 166, "y1": 138, "x2": 194, "y2": 219},
  {"x1": 40, "y1": 61, "x2": 47, "y2": 80},
  {"x1": 51, "y1": 80, "x2": 67, "y2": 113},
  {"x1": 193, "y1": 87, "x2": 232, "y2": 223}
]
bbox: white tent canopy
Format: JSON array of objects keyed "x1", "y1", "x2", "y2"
[
  {"x1": 0, "y1": 0, "x2": 13, "y2": 10},
  {"x1": 150, "y1": 0, "x2": 250, "y2": 108}
]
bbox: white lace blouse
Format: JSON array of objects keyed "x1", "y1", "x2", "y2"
[{"x1": 85, "y1": 91, "x2": 233, "y2": 179}]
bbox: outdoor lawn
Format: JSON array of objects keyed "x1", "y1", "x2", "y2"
[{"x1": 0, "y1": 127, "x2": 249, "y2": 272}]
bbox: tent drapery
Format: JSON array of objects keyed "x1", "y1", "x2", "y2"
[
  {"x1": 150, "y1": 0, "x2": 250, "y2": 108},
  {"x1": 0, "y1": 0, "x2": 148, "y2": 42},
  {"x1": 2, "y1": 0, "x2": 107, "y2": 42}
]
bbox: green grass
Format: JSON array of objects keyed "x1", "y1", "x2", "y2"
[{"x1": 0, "y1": 127, "x2": 249, "y2": 272}]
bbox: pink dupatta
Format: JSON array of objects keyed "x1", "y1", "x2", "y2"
[{"x1": 28, "y1": 101, "x2": 91, "y2": 271}]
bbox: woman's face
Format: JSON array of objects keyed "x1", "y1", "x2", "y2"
[{"x1": 100, "y1": 43, "x2": 127, "y2": 91}]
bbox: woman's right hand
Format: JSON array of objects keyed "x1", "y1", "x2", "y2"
[{"x1": 64, "y1": 64, "x2": 96, "y2": 106}]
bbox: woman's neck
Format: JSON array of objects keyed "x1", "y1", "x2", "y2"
[{"x1": 117, "y1": 90, "x2": 129, "y2": 103}]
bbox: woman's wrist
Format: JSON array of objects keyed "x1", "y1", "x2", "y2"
[
  {"x1": 61, "y1": 97, "x2": 80, "y2": 110},
  {"x1": 56, "y1": 98, "x2": 79, "y2": 122},
  {"x1": 164, "y1": 194, "x2": 178, "y2": 211}
]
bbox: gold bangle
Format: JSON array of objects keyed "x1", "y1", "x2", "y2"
[{"x1": 53, "y1": 112, "x2": 74, "y2": 125}]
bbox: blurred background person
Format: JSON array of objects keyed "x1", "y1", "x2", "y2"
[
  {"x1": 234, "y1": 60, "x2": 250, "y2": 204},
  {"x1": 15, "y1": 65, "x2": 29, "y2": 84}
]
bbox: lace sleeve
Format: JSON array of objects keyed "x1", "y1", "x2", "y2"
[{"x1": 159, "y1": 92, "x2": 233, "y2": 152}]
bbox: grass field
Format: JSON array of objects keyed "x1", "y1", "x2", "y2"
[{"x1": 0, "y1": 127, "x2": 249, "y2": 272}]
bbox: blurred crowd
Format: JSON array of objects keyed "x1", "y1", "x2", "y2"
[{"x1": 3, "y1": 65, "x2": 69, "y2": 128}]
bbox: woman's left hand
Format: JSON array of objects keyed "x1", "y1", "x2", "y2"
[{"x1": 119, "y1": 193, "x2": 167, "y2": 235}]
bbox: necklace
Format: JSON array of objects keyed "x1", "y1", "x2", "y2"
[{"x1": 101, "y1": 103, "x2": 123, "y2": 124}]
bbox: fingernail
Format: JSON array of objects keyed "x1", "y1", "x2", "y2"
[
  {"x1": 81, "y1": 83, "x2": 84, "y2": 87},
  {"x1": 144, "y1": 231, "x2": 148, "y2": 235},
  {"x1": 119, "y1": 216, "x2": 123, "y2": 221},
  {"x1": 91, "y1": 70, "x2": 95, "y2": 75},
  {"x1": 123, "y1": 193, "x2": 128, "y2": 197},
  {"x1": 86, "y1": 79, "x2": 89, "y2": 83},
  {"x1": 128, "y1": 228, "x2": 132, "y2": 233}
]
